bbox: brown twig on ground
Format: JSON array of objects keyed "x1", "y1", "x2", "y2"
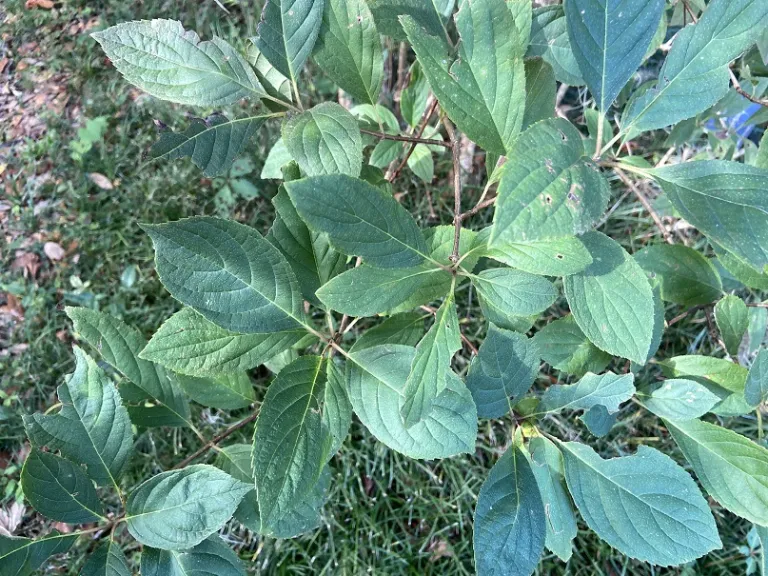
[
  {"x1": 614, "y1": 167, "x2": 674, "y2": 244},
  {"x1": 441, "y1": 118, "x2": 463, "y2": 264}
]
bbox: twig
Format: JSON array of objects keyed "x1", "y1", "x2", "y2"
[
  {"x1": 729, "y1": 69, "x2": 768, "y2": 109},
  {"x1": 681, "y1": 0, "x2": 698, "y2": 23},
  {"x1": 460, "y1": 333, "x2": 479, "y2": 356},
  {"x1": 668, "y1": 304, "x2": 707, "y2": 327},
  {"x1": 171, "y1": 411, "x2": 261, "y2": 470},
  {"x1": 360, "y1": 129, "x2": 450, "y2": 148},
  {"x1": 442, "y1": 117, "x2": 463, "y2": 264},
  {"x1": 614, "y1": 167, "x2": 673, "y2": 244},
  {"x1": 459, "y1": 195, "x2": 497, "y2": 221},
  {"x1": 388, "y1": 98, "x2": 439, "y2": 182}
]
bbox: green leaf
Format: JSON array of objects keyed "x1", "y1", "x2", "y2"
[
  {"x1": 528, "y1": 437, "x2": 577, "y2": 562},
  {"x1": 659, "y1": 355, "x2": 751, "y2": 416},
  {"x1": 150, "y1": 115, "x2": 269, "y2": 178},
  {"x1": 314, "y1": 0, "x2": 383, "y2": 104},
  {"x1": 92, "y1": 20, "x2": 264, "y2": 106},
  {"x1": 623, "y1": 0, "x2": 768, "y2": 136},
  {"x1": 21, "y1": 449, "x2": 104, "y2": 524},
  {"x1": 347, "y1": 344, "x2": 477, "y2": 459},
  {"x1": 177, "y1": 372, "x2": 254, "y2": 410},
  {"x1": 532, "y1": 315, "x2": 612, "y2": 377},
  {"x1": 522, "y1": 59, "x2": 556, "y2": 130},
  {"x1": 579, "y1": 404, "x2": 617, "y2": 437},
  {"x1": 560, "y1": 442, "x2": 721, "y2": 566},
  {"x1": 634, "y1": 244, "x2": 722, "y2": 306},
  {"x1": 466, "y1": 326, "x2": 539, "y2": 419},
  {"x1": 245, "y1": 44, "x2": 293, "y2": 106},
  {"x1": 564, "y1": 232, "x2": 655, "y2": 364},
  {"x1": 254, "y1": 0, "x2": 325, "y2": 81},
  {"x1": 473, "y1": 444, "x2": 546, "y2": 576},
  {"x1": 484, "y1": 235, "x2": 593, "y2": 277},
  {"x1": 282, "y1": 103, "x2": 363, "y2": 177},
  {"x1": 23, "y1": 347, "x2": 133, "y2": 488},
  {"x1": 261, "y1": 138, "x2": 293, "y2": 179},
  {"x1": 565, "y1": 0, "x2": 665, "y2": 111},
  {"x1": 367, "y1": 0, "x2": 450, "y2": 41},
  {"x1": 401, "y1": 63, "x2": 430, "y2": 128},
  {"x1": 660, "y1": 355, "x2": 748, "y2": 394},
  {"x1": 401, "y1": 295, "x2": 461, "y2": 427},
  {"x1": 324, "y1": 361, "x2": 353, "y2": 458},
  {"x1": 750, "y1": 307, "x2": 768, "y2": 354},
  {"x1": 541, "y1": 371, "x2": 635, "y2": 414},
  {"x1": 640, "y1": 378, "x2": 721, "y2": 420},
  {"x1": 81, "y1": 540, "x2": 131, "y2": 576},
  {"x1": 141, "y1": 308, "x2": 303, "y2": 377},
  {"x1": 402, "y1": 0, "x2": 526, "y2": 155},
  {"x1": 425, "y1": 225, "x2": 479, "y2": 269},
  {"x1": 144, "y1": 217, "x2": 306, "y2": 334},
  {"x1": 66, "y1": 307, "x2": 190, "y2": 426},
  {"x1": 268, "y1": 188, "x2": 346, "y2": 303},
  {"x1": 252, "y1": 356, "x2": 331, "y2": 530},
  {"x1": 126, "y1": 464, "x2": 251, "y2": 550},
  {"x1": 0, "y1": 532, "x2": 77, "y2": 576},
  {"x1": 369, "y1": 139, "x2": 401, "y2": 168},
  {"x1": 470, "y1": 268, "x2": 558, "y2": 329},
  {"x1": 407, "y1": 144, "x2": 434, "y2": 183},
  {"x1": 665, "y1": 418, "x2": 768, "y2": 526},
  {"x1": 528, "y1": 6, "x2": 585, "y2": 86},
  {"x1": 140, "y1": 537, "x2": 245, "y2": 576},
  {"x1": 284, "y1": 175, "x2": 429, "y2": 268},
  {"x1": 714, "y1": 242, "x2": 768, "y2": 291},
  {"x1": 758, "y1": 130, "x2": 768, "y2": 170},
  {"x1": 507, "y1": 0, "x2": 533, "y2": 49},
  {"x1": 489, "y1": 119, "x2": 610, "y2": 247},
  {"x1": 215, "y1": 445, "x2": 331, "y2": 539},
  {"x1": 317, "y1": 264, "x2": 450, "y2": 316},
  {"x1": 715, "y1": 295, "x2": 749, "y2": 355},
  {"x1": 649, "y1": 161, "x2": 768, "y2": 272},
  {"x1": 349, "y1": 312, "x2": 425, "y2": 352},
  {"x1": 239, "y1": 467, "x2": 330, "y2": 539},
  {"x1": 745, "y1": 348, "x2": 768, "y2": 408},
  {"x1": 643, "y1": 281, "x2": 664, "y2": 367}
]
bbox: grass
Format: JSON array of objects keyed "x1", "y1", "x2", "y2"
[{"x1": 0, "y1": 1, "x2": 764, "y2": 574}]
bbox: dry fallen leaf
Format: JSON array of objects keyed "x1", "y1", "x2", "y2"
[
  {"x1": 43, "y1": 241, "x2": 65, "y2": 261},
  {"x1": 9, "y1": 343, "x2": 29, "y2": 355},
  {"x1": 88, "y1": 172, "x2": 114, "y2": 190},
  {"x1": 25, "y1": 0, "x2": 54, "y2": 9},
  {"x1": 428, "y1": 539, "x2": 454, "y2": 561},
  {"x1": 11, "y1": 251, "x2": 40, "y2": 277},
  {"x1": 0, "y1": 502, "x2": 24, "y2": 537}
]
